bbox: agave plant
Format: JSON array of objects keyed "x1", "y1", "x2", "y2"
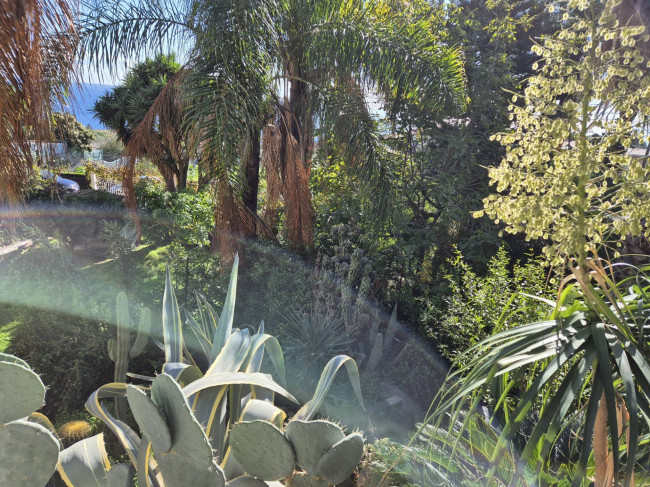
[
  {"x1": 85, "y1": 254, "x2": 366, "y2": 486},
  {"x1": 429, "y1": 260, "x2": 650, "y2": 486}
]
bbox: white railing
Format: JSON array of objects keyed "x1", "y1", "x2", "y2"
[{"x1": 89, "y1": 172, "x2": 124, "y2": 196}]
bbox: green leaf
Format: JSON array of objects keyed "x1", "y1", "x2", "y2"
[
  {"x1": 163, "y1": 266, "x2": 183, "y2": 364},
  {"x1": 211, "y1": 254, "x2": 238, "y2": 362},
  {"x1": 294, "y1": 355, "x2": 365, "y2": 421}
]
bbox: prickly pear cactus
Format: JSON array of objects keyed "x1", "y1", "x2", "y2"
[
  {"x1": 0, "y1": 356, "x2": 60, "y2": 487},
  {"x1": 126, "y1": 385, "x2": 172, "y2": 452},
  {"x1": 285, "y1": 472, "x2": 328, "y2": 487},
  {"x1": 126, "y1": 373, "x2": 226, "y2": 487},
  {"x1": 285, "y1": 419, "x2": 363, "y2": 485},
  {"x1": 229, "y1": 421, "x2": 296, "y2": 481},
  {"x1": 316, "y1": 433, "x2": 364, "y2": 484},
  {"x1": 285, "y1": 420, "x2": 345, "y2": 475},
  {"x1": 0, "y1": 360, "x2": 46, "y2": 423},
  {"x1": 230, "y1": 417, "x2": 364, "y2": 487}
]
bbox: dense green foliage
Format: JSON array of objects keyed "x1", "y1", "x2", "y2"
[
  {"x1": 2, "y1": 0, "x2": 650, "y2": 485},
  {"x1": 52, "y1": 112, "x2": 95, "y2": 154},
  {"x1": 6, "y1": 309, "x2": 113, "y2": 418},
  {"x1": 93, "y1": 54, "x2": 179, "y2": 146},
  {"x1": 426, "y1": 248, "x2": 551, "y2": 364}
]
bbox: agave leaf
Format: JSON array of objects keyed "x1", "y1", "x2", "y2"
[
  {"x1": 245, "y1": 333, "x2": 286, "y2": 384},
  {"x1": 207, "y1": 329, "x2": 252, "y2": 375},
  {"x1": 384, "y1": 303, "x2": 398, "y2": 356},
  {"x1": 58, "y1": 434, "x2": 110, "y2": 487},
  {"x1": 163, "y1": 266, "x2": 183, "y2": 364},
  {"x1": 196, "y1": 292, "x2": 219, "y2": 339},
  {"x1": 184, "y1": 372, "x2": 298, "y2": 404},
  {"x1": 162, "y1": 362, "x2": 203, "y2": 387},
  {"x1": 184, "y1": 308, "x2": 212, "y2": 363},
  {"x1": 85, "y1": 383, "x2": 141, "y2": 465},
  {"x1": 294, "y1": 355, "x2": 364, "y2": 421},
  {"x1": 211, "y1": 254, "x2": 239, "y2": 362}
]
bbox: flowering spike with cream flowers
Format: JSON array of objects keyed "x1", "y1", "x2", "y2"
[{"x1": 476, "y1": 0, "x2": 650, "y2": 265}]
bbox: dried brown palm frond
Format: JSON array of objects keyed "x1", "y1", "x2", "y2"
[
  {"x1": 0, "y1": 0, "x2": 77, "y2": 207},
  {"x1": 280, "y1": 124, "x2": 314, "y2": 250},
  {"x1": 122, "y1": 69, "x2": 193, "y2": 242},
  {"x1": 124, "y1": 70, "x2": 191, "y2": 192},
  {"x1": 261, "y1": 121, "x2": 282, "y2": 232},
  {"x1": 211, "y1": 175, "x2": 252, "y2": 261}
]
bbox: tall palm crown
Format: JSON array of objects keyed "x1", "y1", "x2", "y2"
[{"x1": 79, "y1": 0, "x2": 466, "y2": 250}]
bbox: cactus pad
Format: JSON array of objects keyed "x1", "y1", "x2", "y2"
[
  {"x1": 285, "y1": 472, "x2": 328, "y2": 487},
  {"x1": 230, "y1": 421, "x2": 296, "y2": 481},
  {"x1": 0, "y1": 420, "x2": 59, "y2": 486},
  {"x1": 0, "y1": 353, "x2": 29, "y2": 368},
  {"x1": 226, "y1": 476, "x2": 285, "y2": 487},
  {"x1": 126, "y1": 385, "x2": 172, "y2": 453},
  {"x1": 150, "y1": 373, "x2": 215, "y2": 467},
  {"x1": 285, "y1": 420, "x2": 345, "y2": 475},
  {"x1": 0, "y1": 361, "x2": 45, "y2": 423},
  {"x1": 155, "y1": 454, "x2": 225, "y2": 487},
  {"x1": 316, "y1": 433, "x2": 364, "y2": 484}
]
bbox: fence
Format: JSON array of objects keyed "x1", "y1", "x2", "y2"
[{"x1": 89, "y1": 172, "x2": 124, "y2": 196}]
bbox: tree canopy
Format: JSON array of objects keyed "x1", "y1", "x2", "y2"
[{"x1": 52, "y1": 112, "x2": 95, "y2": 154}]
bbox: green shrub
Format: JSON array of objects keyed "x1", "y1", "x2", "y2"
[
  {"x1": 6, "y1": 308, "x2": 113, "y2": 419},
  {"x1": 424, "y1": 247, "x2": 552, "y2": 364},
  {"x1": 135, "y1": 180, "x2": 213, "y2": 248}
]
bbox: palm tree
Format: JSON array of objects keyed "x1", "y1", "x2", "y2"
[
  {"x1": 93, "y1": 54, "x2": 189, "y2": 192},
  {"x1": 79, "y1": 0, "x2": 466, "y2": 253},
  {"x1": 0, "y1": 0, "x2": 77, "y2": 207}
]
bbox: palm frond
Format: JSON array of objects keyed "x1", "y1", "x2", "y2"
[
  {"x1": 124, "y1": 70, "x2": 190, "y2": 183},
  {"x1": 78, "y1": 0, "x2": 193, "y2": 76},
  {"x1": 303, "y1": 1, "x2": 467, "y2": 117},
  {"x1": 0, "y1": 0, "x2": 77, "y2": 206},
  {"x1": 427, "y1": 267, "x2": 650, "y2": 486}
]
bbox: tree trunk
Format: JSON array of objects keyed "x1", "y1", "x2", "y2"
[
  {"x1": 282, "y1": 60, "x2": 314, "y2": 251},
  {"x1": 177, "y1": 160, "x2": 188, "y2": 190},
  {"x1": 163, "y1": 172, "x2": 176, "y2": 192},
  {"x1": 241, "y1": 127, "x2": 260, "y2": 238}
]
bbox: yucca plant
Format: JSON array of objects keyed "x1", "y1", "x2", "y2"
[
  {"x1": 428, "y1": 260, "x2": 650, "y2": 486},
  {"x1": 437, "y1": 1, "x2": 650, "y2": 485}
]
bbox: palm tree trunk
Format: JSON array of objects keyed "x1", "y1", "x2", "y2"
[
  {"x1": 177, "y1": 160, "x2": 188, "y2": 190},
  {"x1": 282, "y1": 63, "x2": 314, "y2": 250},
  {"x1": 241, "y1": 127, "x2": 260, "y2": 238}
]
